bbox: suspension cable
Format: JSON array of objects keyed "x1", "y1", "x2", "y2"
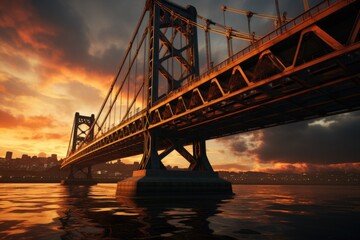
[
  {"x1": 109, "y1": 90, "x2": 112, "y2": 129},
  {"x1": 66, "y1": 120, "x2": 76, "y2": 156},
  {"x1": 93, "y1": 22, "x2": 150, "y2": 140},
  {"x1": 120, "y1": 82, "x2": 145, "y2": 123},
  {"x1": 134, "y1": 35, "x2": 138, "y2": 115},
  {"x1": 155, "y1": 0, "x2": 259, "y2": 42},
  {"x1": 143, "y1": 35, "x2": 146, "y2": 110},
  {"x1": 127, "y1": 50, "x2": 131, "y2": 114},
  {"x1": 81, "y1": 5, "x2": 148, "y2": 145}
]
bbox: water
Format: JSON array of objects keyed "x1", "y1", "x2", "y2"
[{"x1": 0, "y1": 184, "x2": 359, "y2": 240}]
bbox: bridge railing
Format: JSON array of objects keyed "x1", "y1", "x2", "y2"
[{"x1": 156, "y1": 0, "x2": 338, "y2": 104}]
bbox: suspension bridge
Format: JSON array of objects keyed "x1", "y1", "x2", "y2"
[{"x1": 61, "y1": 0, "x2": 360, "y2": 196}]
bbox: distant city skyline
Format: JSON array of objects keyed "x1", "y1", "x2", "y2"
[{"x1": 1, "y1": 151, "x2": 58, "y2": 160}]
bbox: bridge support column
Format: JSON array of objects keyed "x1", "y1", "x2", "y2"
[
  {"x1": 61, "y1": 165, "x2": 96, "y2": 186},
  {"x1": 116, "y1": 0, "x2": 231, "y2": 198},
  {"x1": 139, "y1": 130, "x2": 165, "y2": 170},
  {"x1": 116, "y1": 137, "x2": 232, "y2": 198},
  {"x1": 191, "y1": 140, "x2": 213, "y2": 171},
  {"x1": 86, "y1": 166, "x2": 92, "y2": 179}
]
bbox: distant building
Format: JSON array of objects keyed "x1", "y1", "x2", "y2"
[
  {"x1": 50, "y1": 154, "x2": 57, "y2": 161},
  {"x1": 5, "y1": 151, "x2": 13, "y2": 160},
  {"x1": 21, "y1": 154, "x2": 30, "y2": 160}
]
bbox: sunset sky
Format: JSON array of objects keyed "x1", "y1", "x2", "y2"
[{"x1": 0, "y1": 0, "x2": 359, "y2": 173}]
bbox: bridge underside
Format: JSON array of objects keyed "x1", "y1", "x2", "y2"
[
  {"x1": 174, "y1": 50, "x2": 360, "y2": 141},
  {"x1": 62, "y1": 0, "x2": 360, "y2": 172},
  {"x1": 64, "y1": 47, "x2": 360, "y2": 170}
]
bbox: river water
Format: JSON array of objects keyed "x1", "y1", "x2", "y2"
[{"x1": 0, "y1": 184, "x2": 359, "y2": 239}]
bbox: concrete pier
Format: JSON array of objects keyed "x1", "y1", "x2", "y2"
[{"x1": 116, "y1": 170, "x2": 233, "y2": 197}]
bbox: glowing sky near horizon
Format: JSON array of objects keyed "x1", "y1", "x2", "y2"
[{"x1": 0, "y1": 0, "x2": 359, "y2": 173}]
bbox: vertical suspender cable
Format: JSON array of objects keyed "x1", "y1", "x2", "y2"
[
  {"x1": 223, "y1": 7, "x2": 226, "y2": 26},
  {"x1": 79, "y1": 6, "x2": 148, "y2": 145},
  {"x1": 171, "y1": 16, "x2": 174, "y2": 85},
  {"x1": 93, "y1": 22, "x2": 150, "y2": 139},
  {"x1": 109, "y1": 91, "x2": 112, "y2": 129},
  {"x1": 134, "y1": 35, "x2": 138, "y2": 115},
  {"x1": 120, "y1": 90, "x2": 122, "y2": 121},
  {"x1": 303, "y1": 0, "x2": 309, "y2": 11},
  {"x1": 180, "y1": 29, "x2": 183, "y2": 78},
  {"x1": 143, "y1": 33, "x2": 147, "y2": 110},
  {"x1": 275, "y1": 0, "x2": 283, "y2": 33},
  {"x1": 114, "y1": 89, "x2": 116, "y2": 125},
  {"x1": 127, "y1": 50, "x2": 131, "y2": 118},
  {"x1": 205, "y1": 20, "x2": 211, "y2": 70}
]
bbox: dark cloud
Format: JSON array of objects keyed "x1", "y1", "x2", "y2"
[
  {"x1": 0, "y1": 0, "x2": 317, "y2": 76},
  {"x1": 219, "y1": 135, "x2": 250, "y2": 154},
  {"x1": 218, "y1": 111, "x2": 360, "y2": 168},
  {"x1": 257, "y1": 112, "x2": 360, "y2": 165},
  {"x1": 0, "y1": 0, "x2": 127, "y2": 77},
  {"x1": 218, "y1": 132, "x2": 262, "y2": 155},
  {"x1": 30, "y1": 0, "x2": 116, "y2": 74}
]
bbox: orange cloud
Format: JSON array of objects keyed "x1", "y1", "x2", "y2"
[
  {"x1": 23, "y1": 115, "x2": 54, "y2": 128},
  {"x1": 23, "y1": 133, "x2": 67, "y2": 141},
  {"x1": 213, "y1": 163, "x2": 253, "y2": 172},
  {"x1": 0, "y1": 109, "x2": 18, "y2": 128},
  {"x1": 254, "y1": 162, "x2": 360, "y2": 174},
  {"x1": 0, "y1": 0, "x2": 57, "y2": 50},
  {"x1": 0, "y1": 1, "x2": 107, "y2": 87},
  {"x1": 255, "y1": 163, "x2": 310, "y2": 174},
  {"x1": 0, "y1": 109, "x2": 55, "y2": 129}
]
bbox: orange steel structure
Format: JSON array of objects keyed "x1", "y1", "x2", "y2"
[{"x1": 61, "y1": 0, "x2": 360, "y2": 180}]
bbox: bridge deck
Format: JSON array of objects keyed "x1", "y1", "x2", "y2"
[{"x1": 62, "y1": 0, "x2": 360, "y2": 169}]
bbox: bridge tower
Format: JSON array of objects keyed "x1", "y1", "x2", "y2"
[
  {"x1": 62, "y1": 112, "x2": 96, "y2": 185},
  {"x1": 141, "y1": 0, "x2": 202, "y2": 170},
  {"x1": 117, "y1": 0, "x2": 232, "y2": 197}
]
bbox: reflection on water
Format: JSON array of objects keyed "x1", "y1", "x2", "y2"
[{"x1": 0, "y1": 184, "x2": 359, "y2": 239}]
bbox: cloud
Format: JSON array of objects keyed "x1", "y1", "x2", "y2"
[
  {"x1": 0, "y1": 72, "x2": 36, "y2": 97},
  {"x1": 0, "y1": 0, "x2": 125, "y2": 89},
  {"x1": 217, "y1": 112, "x2": 360, "y2": 172},
  {"x1": 255, "y1": 162, "x2": 360, "y2": 174},
  {"x1": 56, "y1": 80, "x2": 103, "y2": 107},
  {"x1": 0, "y1": 109, "x2": 19, "y2": 128},
  {"x1": 23, "y1": 115, "x2": 55, "y2": 128},
  {"x1": 213, "y1": 163, "x2": 253, "y2": 172},
  {"x1": 23, "y1": 133, "x2": 67, "y2": 141},
  {"x1": 0, "y1": 109, "x2": 55, "y2": 129},
  {"x1": 218, "y1": 132, "x2": 263, "y2": 155},
  {"x1": 0, "y1": 51, "x2": 31, "y2": 72},
  {"x1": 257, "y1": 112, "x2": 360, "y2": 165}
]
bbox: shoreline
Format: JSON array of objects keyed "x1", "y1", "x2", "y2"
[{"x1": 1, "y1": 179, "x2": 359, "y2": 185}]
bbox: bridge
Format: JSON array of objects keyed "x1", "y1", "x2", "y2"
[{"x1": 61, "y1": 0, "x2": 360, "y2": 196}]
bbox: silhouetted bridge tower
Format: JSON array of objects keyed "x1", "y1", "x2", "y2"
[{"x1": 61, "y1": 0, "x2": 360, "y2": 197}]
